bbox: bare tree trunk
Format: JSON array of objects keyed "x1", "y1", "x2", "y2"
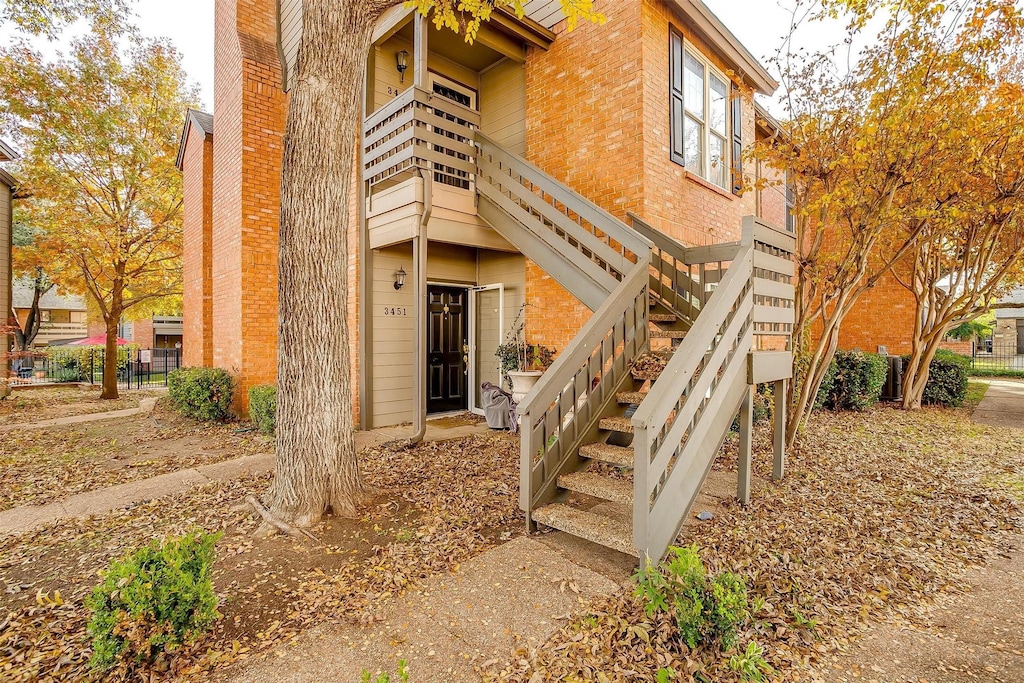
[
  {"x1": 267, "y1": 0, "x2": 396, "y2": 527},
  {"x1": 101, "y1": 308, "x2": 120, "y2": 400}
]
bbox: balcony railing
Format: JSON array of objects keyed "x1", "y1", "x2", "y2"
[{"x1": 363, "y1": 86, "x2": 480, "y2": 192}]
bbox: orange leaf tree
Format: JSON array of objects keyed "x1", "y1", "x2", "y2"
[
  {"x1": 755, "y1": 0, "x2": 1024, "y2": 442},
  {"x1": 0, "y1": 31, "x2": 196, "y2": 397}
]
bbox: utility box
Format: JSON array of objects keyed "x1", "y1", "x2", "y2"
[{"x1": 881, "y1": 355, "x2": 903, "y2": 402}]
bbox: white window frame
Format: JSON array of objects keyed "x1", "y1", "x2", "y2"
[{"x1": 670, "y1": 27, "x2": 731, "y2": 189}]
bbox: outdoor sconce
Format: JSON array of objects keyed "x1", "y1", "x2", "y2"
[
  {"x1": 394, "y1": 266, "x2": 407, "y2": 290},
  {"x1": 396, "y1": 50, "x2": 409, "y2": 83}
]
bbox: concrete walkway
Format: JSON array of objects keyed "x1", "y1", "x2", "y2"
[
  {"x1": 0, "y1": 415, "x2": 496, "y2": 535},
  {"x1": 973, "y1": 378, "x2": 1024, "y2": 429},
  {"x1": 0, "y1": 452, "x2": 275, "y2": 534},
  {"x1": 228, "y1": 536, "x2": 624, "y2": 683},
  {"x1": 0, "y1": 396, "x2": 159, "y2": 432}
]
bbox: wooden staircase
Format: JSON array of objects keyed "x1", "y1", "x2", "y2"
[{"x1": 473, "y1": 132, "x2": 796, "y2": 564}]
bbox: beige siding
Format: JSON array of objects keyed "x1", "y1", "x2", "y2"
[
  {"x1": 372, "y1": 35, "x2": 480, "y2": 112},
  {"x1": 480, "y1": 59, "x2": 526, "y2": 155},
  {"x1": 476, "y1": 250, "x2": 525, "y2": 402},
  {"x1": 279, "y1": 0, "x2": 302, "y2": 90},
  {"x1": 370, "y1": 242, "x2": 477, "y2": 427}
]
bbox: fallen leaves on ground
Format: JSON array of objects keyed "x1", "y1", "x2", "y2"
[
  {"x1": 0, "y1": 399, "x2": 271, "y2": 511},
  {"x1": 0, "y1": 387, "x2": 154, "y2": 425},
  {"x1": 0, "y1": 432, "x2": 523, "y2": 681},
  {"x1": 487, "y1": 400, "x2": 1024, "y2": 683}
]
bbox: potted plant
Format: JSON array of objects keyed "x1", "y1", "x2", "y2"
[{"x1": 496, "y1": 304, "x2": 555, "y2": 404}]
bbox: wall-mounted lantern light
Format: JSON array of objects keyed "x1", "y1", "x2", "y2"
[
  {"x1": 394, "y1": 266, "x2": 407, "y2": 290},
  {"x1": 396, "y1": 50, "x2": 409, "y2": 83}
]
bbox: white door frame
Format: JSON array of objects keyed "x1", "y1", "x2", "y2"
[{"x1": 469, "y1": 283, "x2": 504, "y2": 415}]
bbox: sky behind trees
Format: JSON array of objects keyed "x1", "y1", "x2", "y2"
[{"x1": 1, "y1": 0, "x2": 853, "y2": 115}]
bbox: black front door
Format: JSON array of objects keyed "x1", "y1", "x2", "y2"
[{"x1": 427, "y1": 286, "x2": 468, "y2": 413}]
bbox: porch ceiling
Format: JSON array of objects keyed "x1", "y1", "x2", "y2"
[{"x1": 395, "y1": 21, "x2": 505, "y2": 72}]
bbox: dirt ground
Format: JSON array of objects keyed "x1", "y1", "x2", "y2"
[{"x1": 0, "y1": 397, "x2": 271, "y2": 511}]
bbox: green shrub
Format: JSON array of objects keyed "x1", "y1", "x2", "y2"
[
  {"x1": 86, "y1": 531, "x2": 221, "y2": 671},
  {"x1": 361, "y1": 660, "x2": 409, "y2": 683},
  {"x1": 815, "y1": 350, "x2": 887, "y2": 411},
  {"x1": 167, "y1": 367, "x2": 235, "y2": 421},
  {"x1": 248, "y1": 385, "x2": 277, "y2": 434},
  {"x1": 634, "y1": 545, "x2": 749, "y2": 651},
  {"x1": 729, "y1": 641, "x2": 774, "y2": 682},
  {"x1": 905, "y1": 349, "x2": 969, "y2": 407}
]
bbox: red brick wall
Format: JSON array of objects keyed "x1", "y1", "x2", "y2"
[
  {"x1": 212, "y1": 0, "x2": 285, "y2": 412},
  {"x1": 181, "y1": 121, "x2": 214, "y2": 367},
  {"x1": 640, "y1": 0, "x2": 760, "y2": 246},
  {"x1": 831, "y1": 271, "x2": 917, "y2": 355},
  {"x1": 131, "y1": 318, "x2": 155, "y2": 347},
  {"x1": 523, "y1": 0, "x2": 645, "y2": 351}
]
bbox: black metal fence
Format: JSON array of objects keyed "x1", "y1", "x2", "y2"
[
  {"x1": 971, "y1": 345, "x2": 1024, "y2": 372},
  {"x1": 13, "y1": 347, "x2": 182, "y2": 389}
]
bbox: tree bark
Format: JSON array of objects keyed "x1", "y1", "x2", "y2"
[
  {"x1": 267, "y1": 0, "x2": 396, "y2": 526},
  {"x1": 101, "y1": 309, "x2": 120, "y2": 399}
]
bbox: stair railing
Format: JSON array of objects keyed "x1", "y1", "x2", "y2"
[
  {"x1": 471, "y1": 135, "x2": 654, "y2": 525},
  {"x1": 475, "y1": 132, "x2": 650, "y2": 311},
  {"x1": 630, "y1": 223, "x2": 757, "y2": 563}
]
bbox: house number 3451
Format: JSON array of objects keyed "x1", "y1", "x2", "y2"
[{"x1": 383, "y1": 307, "x2": 408, "y2": 316}]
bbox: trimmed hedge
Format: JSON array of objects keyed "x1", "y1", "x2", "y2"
[
  {"x1": 86, "y1": 531, "x2": 221, "y2": 671},
  {"x1": 905, "y1": 349, "x2": 969, "y2": 407},
  {"x1": 815, "y1": 350, "x2": 887, "y2": 411},
  {"x1": 167, "y1": 367, "x2": 235, "y2": 421},
  {"x1": 248, "y1": 385, "x2": 277, "y2": 435}
]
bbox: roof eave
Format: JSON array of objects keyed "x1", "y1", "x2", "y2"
[
  {"x1": 0, "y1": 139, "x2": 19, "y2": 163},
  {"x1": 175, "y1": 109, "x2": 213, "y2": 171},
  {"x1": 669, "y1": 0, "x2": 779, "y2": 95}
]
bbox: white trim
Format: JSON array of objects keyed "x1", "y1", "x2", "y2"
[{"x1": 468, "y1": 283, "x2": 505, "y2": 414}]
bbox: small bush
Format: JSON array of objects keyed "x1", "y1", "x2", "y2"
[
  {"x1": 86, "y1": 531, "x2": 221, "y2": 672},
  {"x1": 362, "y1": 660, "x2": 409, "y2": 683},
  {"x1": 167, "y1": 367, "x2": 235, "y2": 421},
  {"x1": 729, "y1": 641, "x2": 775, "y2": 682},
  {"x1": 815, "y1": 350, "x2": 887, "y2": 411},
  {"x1": 906, "y1": 349, "x2": 969, "y2": 407},
  {"x1": 634, "y1": 545, "x2": 749, "y2": 651},
  {"x1": 248, "y1": 385, "x2": 277, "y2": 434}
]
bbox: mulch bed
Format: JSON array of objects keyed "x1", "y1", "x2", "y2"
[
  {"x1": 0, "y1": 399, "x2": 270, "y2": 512},
  {"x1": 0, "y1": 433, "x2": 522, "y2": 681},
  {"x1": 486, "y1": 398, "x2": 1024, "y2": 682}
]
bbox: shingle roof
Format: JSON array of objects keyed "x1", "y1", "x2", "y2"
[
  {"x1": 0, "y1": 139, "x2": 18, "y2": 163},
  {"x1": 995, "y1": 286, "x2": 1024, "y2": 319},
  {"x1": 11, "y1": 278, "x2": 88, "y2": 311},
  {"x1": 175, "y1": 108, "x2": 214, "y2": 171}
]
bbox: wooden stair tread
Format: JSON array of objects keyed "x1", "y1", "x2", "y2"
[
  {"x1": 616, "y1": 390, "x2": 647, "y2": 405},
  {"x1": 599, "y1": 416, "x2": 634, "y2": 434},
  {"x1": 650, "y1": 329, "x2": 687, "y2": 339},
  {"x1": 580, "y1": 442, "x2": 634, "y2": 467},
  {"x1": 649, "y1": 313, "x2": 677, "y2": 322},
  {"x1": 558, "y1": 471, "x2": 633, "y2": 504},
  {"x1": 532, "y1": 503, "x2": 635, "y2": 556}
]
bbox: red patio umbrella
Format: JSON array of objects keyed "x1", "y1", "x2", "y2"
[{"x1": 69, "y1": 335, "x2": 130, "y2": 346}]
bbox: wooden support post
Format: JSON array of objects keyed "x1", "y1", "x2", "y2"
[
  {"x1": 737, "y1": 385, "x2": 753, "y2": 505},
  {"x1": 773, "y1": 378, "x2": 787, "y2": 480}
]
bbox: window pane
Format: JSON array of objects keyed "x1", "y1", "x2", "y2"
[
  {"x1": 709, "y1": 134, "x2": 727, "y2": 188},
  {"x1": 684, "y1": 51, "x2": 704, "y2": 118},
  {"x1": 685, "y1": 115, "x2": 703, "y2": 175},
  {"x1": 710, "y1": 74, "x2": 727, "y2": 135}
]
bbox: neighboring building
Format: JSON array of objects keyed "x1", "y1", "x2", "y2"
[
  {"x1": 118, "y1": 316, "x2": 184, "y2": 349},
  {"x1": 0, "y1": 140, "x2": 16, "y2": 362},
  {"x1": 995, "y1": 287, "x2": 1024, "y2": 356},
  {"x1": 12, "y1": 279, "x2": 88, "y2": 346}
]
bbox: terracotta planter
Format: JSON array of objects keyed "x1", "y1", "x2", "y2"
[
  {"x1": 508, "y1": 370, "x2": 543, "y2": 405},
  {"x1": 34, "y1": 371, "x2": 45, "y2": 380}
]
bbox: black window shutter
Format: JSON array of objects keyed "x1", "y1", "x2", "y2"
[
  {"x1": 669, "y1": 28, "x2": 684, "y2": 166},
  {"x1": 731, "y1": 84, "x2": 743, "y2": 195}
]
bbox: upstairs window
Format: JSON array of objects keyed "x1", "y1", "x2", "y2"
[{"x1": 670, "y1": 27, "x2": 737, "y2": 192}]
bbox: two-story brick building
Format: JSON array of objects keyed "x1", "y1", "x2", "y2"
[{"x1": 180, "y1": 0, "x2": 807, "y2": 560}]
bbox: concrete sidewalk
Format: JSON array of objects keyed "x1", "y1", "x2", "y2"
[
  {"x1": 228, "y1": 536, "x2": 625, "y2": 683},
  {"x1": 973, "y1": 379, "x2": 1024, "y2": 429},
  {"x1": 0, "y1": 452, "x2": 275, "y2": 534},
  {"x1": 0, "y1": 396, "x2": 159, "y2": 432}
]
